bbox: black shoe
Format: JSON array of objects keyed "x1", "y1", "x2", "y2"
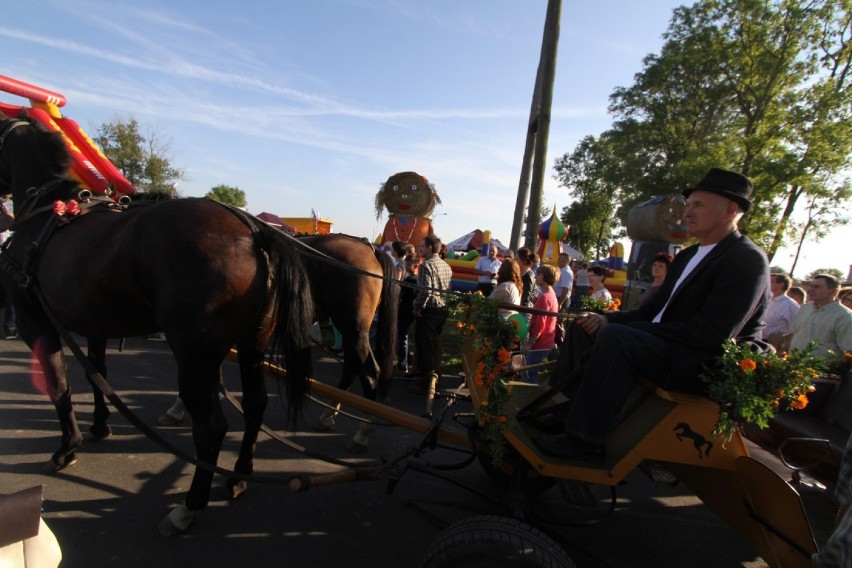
[
  {"x1": 522, "y1": 401, "x2": 571, "y2": 433},
  {"x1": 533, "y1": 433, "x2": 604, "y2": 460},
  {"x1": 524, "y1": 412, "x2": 566, "y2": 433}
]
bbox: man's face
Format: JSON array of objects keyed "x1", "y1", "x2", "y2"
[
  {"x1": 557, "y1": 255, "x2": 569, "y2": 268},
  {"x1": 684, "y1": 190, "x2": 733, "y2": 240},
  {"x1": 769, "y1": 277, "x2": 784, "y2": 297},
  {"x1": 808, "y1": 278, "x2": 836, "y2": 306},
  {"x1": 488, "y1": 247, "x2": 497, "y2": 259}
]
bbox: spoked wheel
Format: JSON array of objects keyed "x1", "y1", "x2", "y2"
[{"x1": 421, "y1": 515, "x2": 575, "y2": 568}]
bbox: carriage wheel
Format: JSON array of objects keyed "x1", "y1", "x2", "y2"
[{"x1": 420, "y1": 515, "x2": 575, "y2": 568}]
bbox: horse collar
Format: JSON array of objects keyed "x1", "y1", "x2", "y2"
[{"x1": 0, "y1": 120, "x2": 29, "y2": 151}]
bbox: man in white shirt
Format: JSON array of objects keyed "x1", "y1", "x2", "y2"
[
  {"x1": 787, "y1": 274, "x2": 852, "y2": 357},
  {"x1": 473, "y1": 245, "x2": 500, "y2": 296},
  {"x1": 762, "y1": 273, "x2": 799, "y2": 349},
  {"x1": 554, "y1": 253, "x2": 574, "y2": 309},
  {"x1": 553, "y1": 253, "x2": 574, "y2": 346}
]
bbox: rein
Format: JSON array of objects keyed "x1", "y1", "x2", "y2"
[{"x1": 29, "y1": 283, "x2": 381, "y2": 482}]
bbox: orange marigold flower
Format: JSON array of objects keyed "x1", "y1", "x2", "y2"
[
  {"x1": 456, "y1": 321, "x2": 465, "y2": 329},
  {"x1": 497, "y1": 348, "x2": 511, "y2": 364},
  {"x1": 498, "y1": 415, "x2": 507, "y2": 424},
  {"x1": 790, "y1": 394, "x2": 809, "y2": 410},
  {"x1": 739, "y1": 358, "x2": 757, "y2": 373}
]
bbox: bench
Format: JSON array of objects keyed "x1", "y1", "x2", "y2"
[{"x1": 744, "y1": 372, "x2": 851, "y2": 487}]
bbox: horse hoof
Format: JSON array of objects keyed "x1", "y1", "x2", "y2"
[
  {"x1": 225, "y1": 480, "x2": 249, "y2": 500},
  {"x1": 344, "y1": 439, "x2": 369, "y2": 454},
  {"x1": 315, "y1": 418, "x2": 335, "y2": 432},
  {"x1": 156, "y1": 412, "x2": 185, "y2": 427},
  {"x1": 158, "y1": 504, "x2": 198, "y2": 536},
  {"x1": 85, "y1": 426, "x2": 112, "y2": 443},
  {"x1": 43, "y1": 454, "x2": 78, "y2": 473}
]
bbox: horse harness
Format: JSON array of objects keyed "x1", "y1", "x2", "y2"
[{"x1": 0, "y1": 185, "x2": 131, "y2": 291}]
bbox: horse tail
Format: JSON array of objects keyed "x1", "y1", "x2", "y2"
[
  {"x1": 373, "y1": 249, "x2": 399, "y2": 399},
  {"x1": 260, "y1": 227, "x2": 315, "y2": 424}
]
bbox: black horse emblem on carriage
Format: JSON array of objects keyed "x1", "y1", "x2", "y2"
[{"x1": 673, "y1": 422, "x2": 713, "y2": 459}]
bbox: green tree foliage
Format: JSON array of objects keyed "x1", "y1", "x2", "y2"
[
  {"x1": 94, "y1": 117, "x2": 183, "y2": 196},
  {"x1": 553, "y1": 135, "x2": 624, "y2": 260},
  {"x1": 205, "y1": 184, "x2": 247, "y2": 208},
  {"x1": 554, "y1": 0, "x2": 851, "y2": 265}
]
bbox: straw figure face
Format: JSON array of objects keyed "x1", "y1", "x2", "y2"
[{"x1": 374, "y1": 171, "x2": 441, "y2": 219}]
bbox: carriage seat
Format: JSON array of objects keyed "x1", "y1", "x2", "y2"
[{"x1": 744, "y1": 373, "x2": 851, "y2": 487}]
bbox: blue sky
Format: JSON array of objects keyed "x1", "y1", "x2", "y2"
[{"x1": 1, "y1": 0, "x2": 848, "y2": 279}]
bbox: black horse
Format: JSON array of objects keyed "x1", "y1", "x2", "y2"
[{"x1": 0, "y1": 111, "x2": 315, "y2": 535}]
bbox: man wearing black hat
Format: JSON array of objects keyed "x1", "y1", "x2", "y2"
[{"x1": 535, "y1": 168, "x2": 769, "y2": 460}]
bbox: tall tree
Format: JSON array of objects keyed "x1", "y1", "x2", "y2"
[
  {"x1": 94, "y1": 117, "x2": 183, "y2": 196},
  {"x1": 555, "y1": 0, "x2": 852, "y2": 264},
  {"x1": 205, "y1": 184, "x2": 247, "y2": 208},
  {"x1": 553, "y1": 135, "x2": 623, "y2": 260}
]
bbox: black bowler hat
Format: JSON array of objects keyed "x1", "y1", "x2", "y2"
[{"x1": 683, "y1": 168, "x2": 753, "y2": 213}]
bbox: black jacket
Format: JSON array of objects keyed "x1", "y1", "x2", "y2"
[{"x1": 608, "y1": 230, "x2": 769, "y2": 392}]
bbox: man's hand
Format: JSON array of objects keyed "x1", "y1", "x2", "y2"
[{"x1": 576, "y1": 312, "x2": 607, "y2": 336}]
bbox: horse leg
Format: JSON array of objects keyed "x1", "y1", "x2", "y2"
[
  {"x1": 315, "y1": 324, "x2": 357, "y2": 432},
  {"x1": 344, "y1": 330, "x2": 381, "y2": 454},
  {"x1": 85, "y1": 337, "x2": 112, "y2": 441},
  {"x1": 158, "y1": 358, "x2": 228, "y2": 536},
  {"x1": 25, "y1": 330, "x2": 84, "y2": 471},
  {"x1": 226, "y1": 348, "x2": 269, "y2": 500}
]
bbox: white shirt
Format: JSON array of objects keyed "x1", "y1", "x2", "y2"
[
  {"x1": 475, "y1": 257, "x2": 501, "y2": 284},
  {"x1": 789, "y1": 301, "x2": 852, "y2": 357},
  {"x1": 554, "y1": 266, "x2": 574, "y2": 300},
  {"x1": 762, "y1": 293, "x2": 800, "y2": 338},
  {"x1": 653, "y1": 244, "x2": 716, "y2": 323}
]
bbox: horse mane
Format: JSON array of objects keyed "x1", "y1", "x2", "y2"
[
  {"x1": 131, "y1": 190, "x2": 174, "y2": 202},
  {"x1": 16, "y1": 110, "x2": 71, "y2": 179}
]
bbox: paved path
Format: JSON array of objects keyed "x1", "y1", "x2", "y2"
[{"x1": 0, "y1": 335, "x2": 820, "y2": 567}]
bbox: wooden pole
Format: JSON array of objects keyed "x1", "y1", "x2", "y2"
[{"x1": 518, "y1": 0, "x2": 562, "y2": 250}]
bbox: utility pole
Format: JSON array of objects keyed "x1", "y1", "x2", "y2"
[{"x1": 509, "y1": 0, "x2": 562, "y2": 251}]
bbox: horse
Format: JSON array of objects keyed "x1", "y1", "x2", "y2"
[
  {"x1": 0, "y1": 111, "x2": 315, "y2": 535},
  {"x1": 673, "y1": 422, "x2": 713, "y2": 459},
  {"x1": 297, "y1": 234, "x2": 398, "y2": 452},
  {"x1": 156, "y1": 233, "x2": 400, "y2": 452}
]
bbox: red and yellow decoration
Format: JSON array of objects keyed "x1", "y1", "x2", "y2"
[
  {"x1": 536, "y1": 206, "x2": 568, "y2": 266},
  {"x1": 0, "y1": 74, "x2": 135, "y2": 197}
]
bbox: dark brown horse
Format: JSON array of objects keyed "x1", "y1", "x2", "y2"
[
  {"x1": 0, "y1": 111, "x2": 315, "y2": 535},
  {"x1": 298, "y1": 234, "x2": 398, "y2": 451}
]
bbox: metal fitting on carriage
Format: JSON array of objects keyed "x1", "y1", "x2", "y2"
[{"x1": 76, "y1": 189, "x2": 92, "y2": 202}]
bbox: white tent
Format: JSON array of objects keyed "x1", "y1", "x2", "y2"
[{"x1": 446, "y1": 229, "x2": 509, "y2": 253}]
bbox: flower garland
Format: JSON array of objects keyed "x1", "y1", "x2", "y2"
[
  {"x1": 700, "y1": 340, "x2": 826, "y2": 441},
  {"x1": 580, "y1": 295, "x2": 620, "y2": 312},
  {"x1": 448, "y1": 293, "x2": 518, "y2": 463}
]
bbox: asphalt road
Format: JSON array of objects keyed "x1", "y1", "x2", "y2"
[{"x1": 0, "y1": 335, "x2": 829, "y2": 567}]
